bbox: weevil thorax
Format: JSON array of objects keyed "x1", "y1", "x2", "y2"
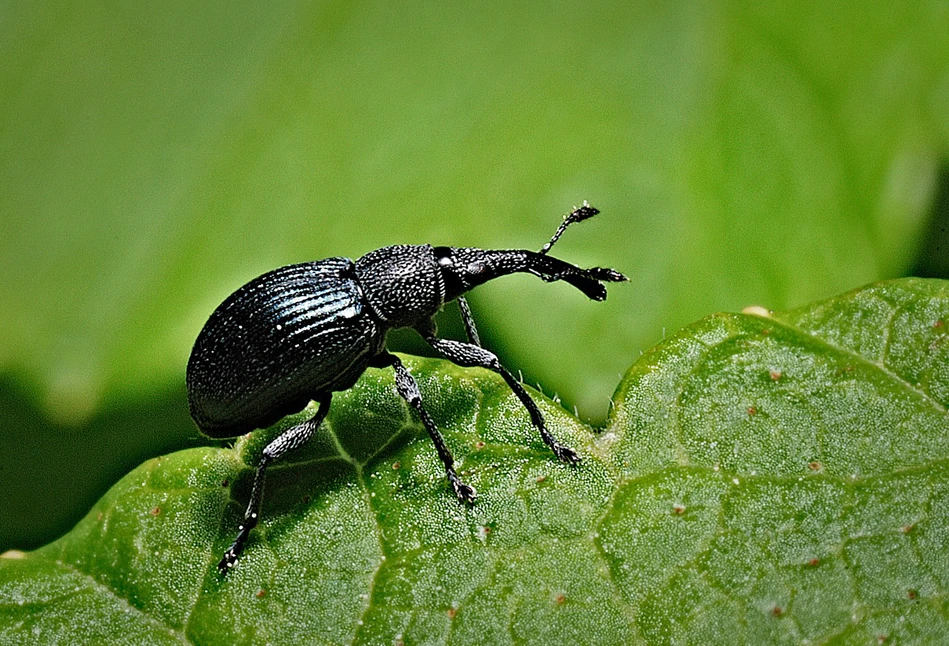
[{"x1": 355, "y1": 244, "x2": 444, "y2": 328}]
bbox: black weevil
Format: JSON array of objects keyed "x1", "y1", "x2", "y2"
[{"x1": 187, "y1": 202, "x2": 627, "y2": 573}]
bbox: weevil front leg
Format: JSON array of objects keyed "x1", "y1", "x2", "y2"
[
  {"x1": 456, "y1": 295, "x2": 481, "y2": 347},
  {"x1": 218, "y1": 393, "x2": 332, "y2": 574},
  {"x1": 417, "y1": 324, "x2": 580, "y2": 464},
  {"x1": 373, "y1": 352, "x2": 476, "y2": 503}
]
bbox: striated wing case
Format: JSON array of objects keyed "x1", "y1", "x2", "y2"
[{"x1": 187, "y1": 257, "x2": 381, "y2": 437}]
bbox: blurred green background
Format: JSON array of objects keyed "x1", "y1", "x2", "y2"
[{"x1": 1, "y1": 1, "x2": 948, "y2": 551}]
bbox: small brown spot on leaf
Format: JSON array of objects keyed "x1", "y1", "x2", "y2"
[
  {"x1": 901, "y1": 524, "x2": 914, "y2": 534},
  {"x1": 808, "y1": 558, "x2": 820, "y2": 567},
  {"x1": 256, "y1": 588, "x2": 266, "y2": 598},
  {"x1": 808, "y1": 461, "x2": 822, "y2": 471},
  {"x1": 876, "y1": 635, "x2": 888, "y2": 645},
  {"x1": 935, "y1": 319, "x2": 944, "y2": 329},
  {"x1": 475, "y1": 441, "x2": 486, "y2": 449},
  {"x1": 536, "y1": 475, "x2": 547, "y2": 483},
  {"x1": 761, "y1": 328, "x2": 771, "y2": 335},
  {"x1": 447, "y1": 607, "x2": 458, "y2": 619},
  {"x1": 149, "y1": 506, "x2": 161, "y2": 517},
  {"x1": 392, "y1": 461, "x2": 401, "y2": 470},
  {"x1": 907, "y1": 589, "x2": 918, "y2": 600},
  {"x1": 221, "y1": 479, "x2": 229, "y2": 488},
  {"x1": 770, "y1": 370, "x2": 782, "y2": 381},
  {"x1": 771, "y1": 606, "x2": 783, "y2": 616},
  {"x1": 555, "y1": 593, "x2": 566, "y2": 605},
  {"x1": 97, "y1": 512, "x2": 104, "y2": 521},
  {"x1": 672, "y1": 505, "x2": 685, "y2": 515},
  {"x1": 747, "y1": 406, "x2": 757, "y2": 416}
]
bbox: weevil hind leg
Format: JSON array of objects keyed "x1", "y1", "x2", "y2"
[
  {"x1": 419, "y1": 332, "x2": 580, "y2": 464},
  {"x1": 218, "y1": 393, "x2": 332, "y2": 574},
  {"x1": 374, "y1": 351, "x2": 477, "y2": 503}
]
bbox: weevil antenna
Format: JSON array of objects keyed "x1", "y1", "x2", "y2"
[{"x1": 539, "y1": 200, "x2": 600, "y2": 255}]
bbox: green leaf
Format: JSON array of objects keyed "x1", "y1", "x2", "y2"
[
  {"x1": 3, "y1": 277, "x2": 948, "y2": 644},
  {"x1": 1, "y1": 0, "x2": 947, "y2": 423}
]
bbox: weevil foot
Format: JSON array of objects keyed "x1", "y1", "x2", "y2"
[
  {"x1": 552, "y1": 443, "x2": 581, "y2": 465},
  {"x1": 217, "y1": 518, "x2": 255, "y2": 575},
  {"x1": 218, "y1": 547, "x2": 240, "y2": 575},
  {"x1": 449, "y1": 473, "x2": 477, "y2": 503}
]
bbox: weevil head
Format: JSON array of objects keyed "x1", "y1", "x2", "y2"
[
  {"x1": 433, "y1": 246, "x2": 513, "y2": 302},
  {"x1": 355, "y1": 244, "x2": 446, "y2": 327}
]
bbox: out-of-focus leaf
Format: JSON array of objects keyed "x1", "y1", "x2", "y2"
[
  {"x1": 1, "y1": 1, "x2": 948, "y2": 424},
  {"x1": 2, "y1": 278, "x2": 947, "y2": 644}
]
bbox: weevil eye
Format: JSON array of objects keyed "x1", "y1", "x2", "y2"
[{"x1": 433, "y1": 246, "x2": 468, "y2": 301}]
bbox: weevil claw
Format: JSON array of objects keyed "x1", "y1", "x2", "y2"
[
  {"x1": 450, "y1": 475, "x2": 478, "y2": 504},
  {"x1": 218, "y1": 549, "x2": 239, "y2": 575},
  {"x1": 553, "y1": 444, "x2": 581, "y2": 465}
]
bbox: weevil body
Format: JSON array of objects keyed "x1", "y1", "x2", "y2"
[{"x1": 187, "y1": 203, "x2": 626, "y2": 573}]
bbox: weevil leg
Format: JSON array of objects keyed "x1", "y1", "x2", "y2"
[
  {"x1": 456, "y1": 295, "x2": 481, "y2": 347},
  {"x1": 375, "y1": 352, "x2": 476, "y2": 503},
  {"x1": 218, "y1": 393, "x2": 332, "y2": 575},
  {"x1": 420, "y1": 334, "x2": 580, "y2": 464}
]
